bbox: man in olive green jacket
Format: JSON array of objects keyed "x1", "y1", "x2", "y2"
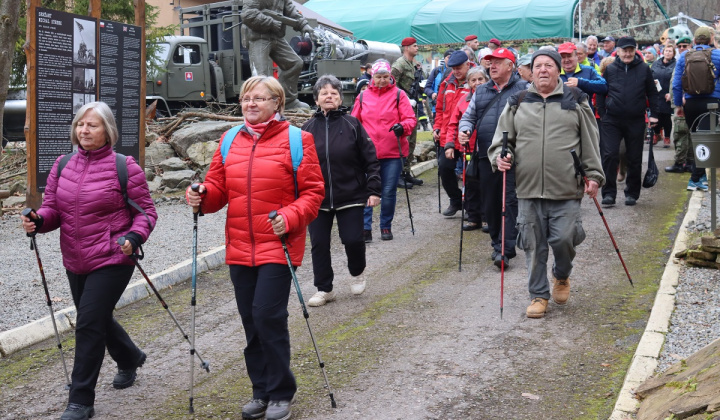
[{"x1": 489, "y1": 50, "x2": 605, "y2": 319}]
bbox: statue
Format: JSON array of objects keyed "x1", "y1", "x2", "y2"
[{"x1": 241, "y1": 0, "x2": 314, "y2": 110}]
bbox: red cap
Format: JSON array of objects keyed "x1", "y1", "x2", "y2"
[
  {"x1": 401, "y1": 37, "x2": 417, "y2": 47},
  {"x1": 489, "y1": 38, "x2": 501, "y2": 46},
  {"x1": 464, "y1": 35, "x2": 478, "y2": 42},
  {"x1": 557, "y1": 42, "x2": 577, "y2": 54},
  {"x1": 482, "y1": 47, "x2": 515, "y2": 64}
]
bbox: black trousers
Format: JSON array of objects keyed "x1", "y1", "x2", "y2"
[
  {"x1": 464, "y1": 176, "x2": 483, "y2": 224},
  {"x1": 67, "y1": 264, "x2": 141, "y2": 406},
  {"x1": 309, "y1": 206, "x2": 366, "y2": 293},
  {"x1": 479, "y1": 157, "x2": 517, "y2": 258},
  {"x1": 653, "y1": 112, "x2": 673, "y2": 138},
  {"x1": 438, "y1": 150, "x2": 461, "y2": 207},
  {"x1": 230, "y1": 264, "x2": 296, "y2": 401},
  {"x1": 601, "y1": 116, "x2": 645, "y2": 200},
  {"x1": 685, "y1": 97, "x2": 720, "y2": 182}
]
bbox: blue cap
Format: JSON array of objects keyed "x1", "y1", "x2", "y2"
[{"x1": 446, "y1": 50, "x2": 469, "y2": 67}]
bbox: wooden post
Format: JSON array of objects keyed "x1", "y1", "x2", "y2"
[
  {"x1": 24, "y1": 0, "x2": 42, "y2": 210},
  {"x1": 135, "y1": 0, "x2": 146, "y2": 168},
  {"x1": 89, "y1": 0, "x2": 101, "y2": 18}
]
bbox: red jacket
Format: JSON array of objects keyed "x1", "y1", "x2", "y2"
[
  {"x1": 446, "y1": 91, "x2": 477, "y2": 153},
  {"x1": 201, "y1": 119, "x2": 325, "y2": 267},
  {"x1": 351, "y1": 82, "x2": 416, "y2": 159},
  {"x1": 433, "y1": 74, "x2": 472, "y2": 148}
]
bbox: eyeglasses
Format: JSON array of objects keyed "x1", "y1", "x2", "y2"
[
  {"x1": 677, "y1": 44, "x2": 690, "y2": 50},
  {"x1": 241, "y1": 96, "x2": 276, "y2": 104}
]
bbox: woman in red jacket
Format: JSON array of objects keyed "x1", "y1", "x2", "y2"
[
  {"x1": 350, "y1": 59, "x2": 416, "y2": 241},
  {"x1": 186, "y1": 76, "x2": 324, "y2": 420}
]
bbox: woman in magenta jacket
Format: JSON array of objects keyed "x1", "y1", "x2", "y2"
[
  {"x1": 351, "y1": 59, "x2": 417, "y2": 241},
  {"x1": 20, "y1": 101, "x2": 157, "y2": 420}
]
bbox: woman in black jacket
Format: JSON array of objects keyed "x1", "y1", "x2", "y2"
[
  {"x1": 651, "y1": 44, "x2": 676, "y2": 148},
  {"x1": 302, "y1": 75, "x2": 382, "y2": 307}
]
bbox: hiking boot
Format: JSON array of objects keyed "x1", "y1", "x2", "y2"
[
  {"x1": 685, "y1": 164, "x2": 694, "y2": 173},
  {"x1": 363, "y1": 229, "x2": 372, "y2": 243},
  {"x1": 242, "y1": 399, "x2": 268, "y2": 419},
  {"x1": 490, "y1": 250, "x2": 499, "y2": 261},
  {"x1": 442, "y1": 203, "x2": 461, "y2": 217},
  {"x1": 625, "y1": 197, "x2": 637, "y2": 206},
  {"x1": 381, "y1": 228, "x2": 393, "y2": 241},
  {"x1": 493, "y1": 253, "x2": 509, "y2": 269},
  {"x1": 266, "y1": 400, "x2": 293, "y2": 420},
  {"x1": 665, "y1": 163, "x2": 685, "y2": 173},
  {"x1": 552, "y1": 276, "x2": 570, "y2": 305},
  {"x1": 663, "y1": 137, "x2": 671, "y2": 148},
  {"x1": 350, "y1": 276, "x2": 367, "y2": 295},
  {"x1": 526, "y1": 298, "x2": 549, "y2": 318},
  {"x1": 404, "y1": 174, "x2": 424, "y2": 186},
  {"x1": 601, "y1": 196, "x2": 615, "y2": 206},
  {"x1": 462, "y1": 221, "x2": 481, "y2": 231},
  {"x1": 308, "y1": 291, "x2": 336, "y2": 307},
  {"x1": 60, "y1": 403, "x2": 95, "y2": 420},
  {"x1": 113, "y1": 351, "x2": 146, "y2": 389},
  {"x1": 397, "y1": 179, "x2": 413, "y2": 189},
  {"x1": 481, "y1": 222, "x2": 489, "y2": 233}
]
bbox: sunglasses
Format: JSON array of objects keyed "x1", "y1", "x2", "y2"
[{"x1": 677, "y1": 44, "x2": 690, "y2": 49}]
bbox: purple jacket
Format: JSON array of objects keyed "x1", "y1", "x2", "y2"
[{"x1": 38, "y1": 144, "x2": 157, "y2": 274}]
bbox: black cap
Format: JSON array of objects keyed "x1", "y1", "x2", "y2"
[
  {"x1": 530, "y1": 49, "x2": 561, "y2": 70},
  {"x1": 617, "y1": 36, "x2": 636, "y2": 49},
  {"x1": 443, "y1": 49, "x2": 455, "y2": 58}
]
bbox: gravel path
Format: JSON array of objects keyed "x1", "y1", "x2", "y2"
[
  {"x1": 657, "y1": 188, "x2": 720, "y2": 372},
  {"x1": 0, "y1": 197, "x2": 227, "y2": 332}
]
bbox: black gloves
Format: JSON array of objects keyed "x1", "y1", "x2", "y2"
[
  {"x1": 123, "y1": 232, "x2": 143, "y2": 254},
  {"x1": 389, "y1": 123, "x2": 404, "y2": 137}
]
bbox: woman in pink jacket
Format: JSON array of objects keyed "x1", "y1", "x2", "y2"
[
  {"x1": 351, "y1": 59, "x2": 417, "y2": 241},
  {"x1": 21, "y1": 102, "x2": 157, "y2": 420}
]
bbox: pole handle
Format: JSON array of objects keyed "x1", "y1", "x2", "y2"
[
  {"x1": 570, "y1": 148, "x2": 587, "y2": 179},
  {"x1": 190, "y1": 183, "x2": 201, "y2": 214},
  {"x1": 21, "y1": 208, "x2": 38, "y2": 238},
  {"x1": 501, "y1": 131, "x2": 508, "y2": 159}
]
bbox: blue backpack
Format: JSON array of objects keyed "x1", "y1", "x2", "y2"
[{"x1": 220, "y1": 124, "x2": 304, "y2": 197}]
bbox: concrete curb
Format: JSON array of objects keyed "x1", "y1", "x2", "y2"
[
  {"x1": 0, "y1": 246, "x2": 226, "y2": 358},
  {"x1": 0, "y1": 160, "x2": 438, "y2": 358},
  {"x1": 609, "y1": 190, "x2": 703, "y2": 419}
]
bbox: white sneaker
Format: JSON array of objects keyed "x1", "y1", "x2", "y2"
[
  {"x1": 307, "y1": 291, "x2": 335, "y2": 307},
  {"x1": 350, "y1": 278, "x2": 366, "y2": 295}
]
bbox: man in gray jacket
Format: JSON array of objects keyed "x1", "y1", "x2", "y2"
[{"x1": 489, "y1": 50, "x2": 605, "y2": 318}]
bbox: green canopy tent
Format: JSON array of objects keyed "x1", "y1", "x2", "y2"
[{"x1": 303, "y1": 0, "x2": 581, "y2": 44}]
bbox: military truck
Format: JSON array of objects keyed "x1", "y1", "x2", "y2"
[{"x1": 146, "y1": 0, "x2": 402, "y2": 114}]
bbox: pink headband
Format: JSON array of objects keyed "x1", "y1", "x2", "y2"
[{"x1": 371, "y1": 61, "x2": 392, "y2": 76}]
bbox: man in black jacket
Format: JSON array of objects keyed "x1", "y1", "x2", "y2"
[{"x1": 596, "y1": 36, "x2": 659, "y2": 206}]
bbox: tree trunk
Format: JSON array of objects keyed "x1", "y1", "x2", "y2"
[{"x1": 0, "y1": 0, "x2": 23, "y2": 147}]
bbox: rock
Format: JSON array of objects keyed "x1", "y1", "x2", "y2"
[
  {"x1": 160, "y1": 170, "x2": 196, "y2": 189},
  {"x1": 701, "y1": 236, "x2": 720, "y2": 248},
  {"x1": 9, "y1": 181, "x2": 25, "y2": 195},
  {"x1": 416, "y1": 141, "x2": 437, "y2": 162},
  {"x1": 145, "y1": 142, "x2": 177, "y2": 168},
  {"x1": 144, "y1": 168, "x2": 156, "y2": 181},
  {"x1": 4, "y1": 196, "x2": 26, "y2": 207},
  {"x1": 147, "y1": 177, "x2": 162, "y2": 192},
  {"x1": 686, "y1": 249, "x2": 717, "y2": 261},
  {"x1": 159, "y1": 157, "x2": 188, "y2": 172},
  {"x1": 686, "y1": 257, "x2": 720, "y2": 269},
  {"x1": 187, "y1": 141, "x2": 218, "y2": 167},
  {"x1": 145, "y1": 131, "x2": 159, "y2": 146},
  {"x1": 170, "y1": 121, "x2": 238, "y2": 159}
]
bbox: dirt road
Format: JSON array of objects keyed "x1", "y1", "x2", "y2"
[{"x1": 0, "y1": 147, "x2": 689, "y2": 419}]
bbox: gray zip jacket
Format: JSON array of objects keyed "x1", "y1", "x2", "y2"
[{"x1": 488, "y1": 80, "x2": 605, "y2": 200}]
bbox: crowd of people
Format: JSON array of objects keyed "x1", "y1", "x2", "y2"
[{"x1": 20, "y1": 19, "x2": 720, "y2": 420}]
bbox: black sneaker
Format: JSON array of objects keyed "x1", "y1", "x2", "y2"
[
  {"x1": 113, "y1": 351, "x2": 146, "y2": 389},
  {"x1": 481, "y1": 221, "x2": 489, "y2": 233},
  {"x1": 266, "y1": 400, "x2": 293, "y2": 420},
  {"x1": 462, "y1": 222, "x2": 481, "y2": 231},
  {"x1": 405, "y1": 174, "x2": 424, "y2": 186},
  {"x1": 381, "y1": 228, "x2": 393, "y2": 240},
  {"x1": 363, "y1": 229, "x2": 372, "y2": 243},
  {"x1": 664, "y1": 163, "x2": 684, "y2": 173},
  {"x1": 397, "y1": 179, "x2": 413, "y2": 189},
  {"x1": 60, "y1": 403, "x2": 95, "y2": 420},
  {"x1": 625, "y1": 197, "x2": 637, "y2": 206},
  {"x1": 490, "y1": 250, "x2": 499, "y2": 261},
  {"x1": 494, "y1": 254, "x2": 509, "y2": 269},
  {"x1": 242, "y1": 399, "x2": 268, "y2": 419},
  {"x1": 442, "y1": 203, "x2": 461, "y2": 217},
  {"x1": 601, "y1": 196, "x2": 615, "y2": 206}
]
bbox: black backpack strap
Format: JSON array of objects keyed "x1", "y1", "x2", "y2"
[
  {"x1": 56, "y1": 151, "x2": 77, "y2": 179},
  {"x1": 359, "y1": 91, "x2": 363, "y2": 112},
  {"x1": 116, "y1": 153, "x2": 154, "y2": 231}
]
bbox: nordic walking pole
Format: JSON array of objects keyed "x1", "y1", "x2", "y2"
[
  {"x1": 21, "y1": 208, "x2": 71, "y2": 391},
  {"x1": 268, "y1": 210, "x2": 337, "y2": 408},
  {"x1": 570, "y1": 149, "x2": 634, "y2": 287},
  {"x1": 500, "y1": 132, "x2": 509, "y2": 319},
  {"x1": 436, "y1": 142, "x2": 442, "y2": 213},
  {"x1": 392, "y1": 129, "x2": 415, "y2": 235},
  {"x1": 458, "y1": 146, "x2": 469, "y2": 272},
  {"x1": 189, "y1": 183, "x2": 202, "y2": 413},
  {"x1": 115, "y1": 237, "x2": 210, "y2": 372}
]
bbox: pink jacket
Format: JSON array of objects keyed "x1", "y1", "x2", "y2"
[
  {"x1": 351, "y1": 82, "x2": 416, "y2": 159},
  {"x1": 38, "y1": 144, "x2": 157, "y2": 274}
]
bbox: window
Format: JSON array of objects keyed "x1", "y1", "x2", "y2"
[{"x1": 172, "y1": 44, "x2": 201, "y2": 65}]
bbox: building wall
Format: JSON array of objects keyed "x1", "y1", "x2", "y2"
[{"x1": 147, "y1": 0, "x2": 210, "y2": 32}]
